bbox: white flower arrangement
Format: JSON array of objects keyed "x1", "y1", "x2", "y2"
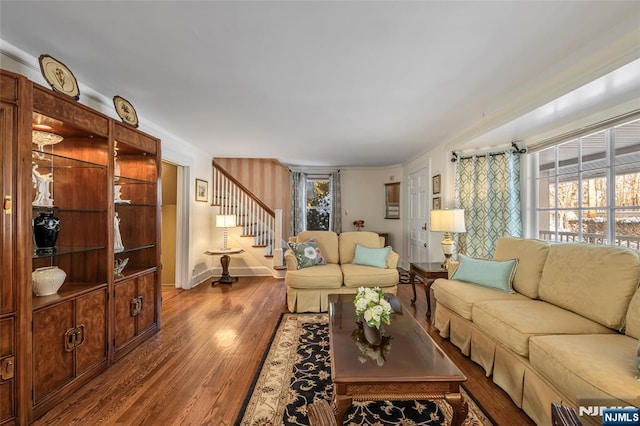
[{"x1": 354, "y1": 286, "x2": 392, "y2": 329}]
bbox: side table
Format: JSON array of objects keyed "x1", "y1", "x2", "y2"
[
  {"x1": 204, "y1": 248, "x2": 245, "y2": 286},
  {"x1": 409, "y1": 262, "x2": 448, "y2": 319}
]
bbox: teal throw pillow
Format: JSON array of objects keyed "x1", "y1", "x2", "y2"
[
  {"x1": 451, "y1": 254, "x2": 518, "y2": 293},
  {"x1": 352, "y1": 244, "x2": 391, "y2": 268},
  {"x1": 288, "y1": 239, "x2": 326, "y2": 269}
]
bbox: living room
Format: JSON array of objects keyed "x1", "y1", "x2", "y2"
[{"x1": 1, "y1": 2, "x2": 639, "y2": 425}]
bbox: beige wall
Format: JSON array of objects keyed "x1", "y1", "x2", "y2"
[
  {"x1": 214, "y1": 158, "x2": 291, "y2": 239},
  {"x1": 161, "y1": 162, "x2": 177, "y2": 284}
]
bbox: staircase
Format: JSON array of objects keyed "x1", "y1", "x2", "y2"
[{"x1": 212, "y1": 165, "x2": 285, "y2": 274}]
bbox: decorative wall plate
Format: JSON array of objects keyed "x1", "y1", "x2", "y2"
[
  {"x1": 38, "y1": 54, "x2": 80, "y2": 100},
  {"x1": 113, "y1": 95, "x2": 139, "y2": 128}
]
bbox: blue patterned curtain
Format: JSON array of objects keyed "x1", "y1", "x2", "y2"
[
  {"x1": 330, "y1": 171, "x2": 342, "y2": 233},
  {"x1": 455, "y1": 152, "x2": 522, "y2": 258},
  {"x1": 290, "y1": 171, "x2": 306, "y2": 236}
]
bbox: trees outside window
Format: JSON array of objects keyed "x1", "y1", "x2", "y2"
[
  {"x1": 306, "y1": 176, "x2": 331, "y2": 231},
  {"x1": 533, "y1": 119, "x2": 640, "y2": 249}
]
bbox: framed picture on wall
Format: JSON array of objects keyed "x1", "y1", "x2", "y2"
[
  {"x1": 432, "y1": 197, "x2": 441, "y2": 210},
  {"x1": 433, "y1": 174, "x2": 441, "y2": 194},
  {"x1": 195, "y1": 178, "x2": 208, "y2": 202}
]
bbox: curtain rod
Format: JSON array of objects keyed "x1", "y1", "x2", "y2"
[{"x1": 451, "y1": 142, "x2": 526, "y2": 163}]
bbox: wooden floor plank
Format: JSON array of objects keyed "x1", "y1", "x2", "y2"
[{"x1": 33, "y1": 276, "x2": 533, "y2": 426}]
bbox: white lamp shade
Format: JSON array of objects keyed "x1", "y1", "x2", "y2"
[
  {"x1": 216, "y1": 214, "x2": 236, "y2": 228},
  {"x1": 430, "y1": 209, "x2": 466, "y2": 233}
]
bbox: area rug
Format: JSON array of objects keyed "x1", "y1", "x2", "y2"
[{"x1": 236, "y1": 314, "x2": 493, "y2": 426}]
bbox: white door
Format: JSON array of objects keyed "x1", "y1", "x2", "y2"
[{"x1": 409, "y1": 167, "x2": 429, "y2": 263}]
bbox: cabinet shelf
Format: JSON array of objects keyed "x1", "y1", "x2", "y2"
[
  {"x1": 32, "y1": 282, "x2": 108, "y2": 311},
  {"x1": 114, "y1": 266, "x2": 157, "y2": 283},
  {"x1": 32, "y1": 150, "x2": 107, "y2": 169},
  {"x1": 33, "y1": 206, "x2": 107, "y2": 213},
  {"x1": 115, "y1": 203, "x2": 157, "y2": 207},
  {"x1": 33, "y1": 245, "x2": 106, "y2": 259},
  {"x1": 117, "y1": 244, "x2": 155, "y2": 254},
  {"x1": 114, "y1": 175, "x2": 157, "y2": 185}
]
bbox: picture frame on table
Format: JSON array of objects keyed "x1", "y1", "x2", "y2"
[
  {"x1": 432, "y1": 197, "x2": 441, "y2": 210},
  {"x1": 432, "y1": 174, "x2": 441, "y2": 194},
  {"x1": 195, "y1": 179, "x2": 208, "y2": 202}
]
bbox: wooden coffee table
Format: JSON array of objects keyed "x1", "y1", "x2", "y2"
[{"x1": 328, "y1": 294, "x2": 468, "y2": 425}]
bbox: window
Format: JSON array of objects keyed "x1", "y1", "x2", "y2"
[
  {"x1": 532, "y1": 119, "x2": 640, "y2": 249},
  {"x1": 305, "y1": 175, "x2": 331, "y2": 231}
]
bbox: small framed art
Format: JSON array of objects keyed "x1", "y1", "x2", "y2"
[
  {"x1": 432, "y1": 174, "x2": 441, "y2": 195},
  {"x1": 195, "y1": 179, "x2": 208, "y2": 202},
  {"x1": 432, "y1": 197, "x2": 441, "y2": 210}
]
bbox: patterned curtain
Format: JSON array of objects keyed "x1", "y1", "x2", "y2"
[
  {"x1": 290, "y1": 171, "x2": 306, "y2": 236},
  {"x1": 455, "y1": 152, "x2": 522, "y2": 258},
  {"x1": 330, "y1": 171, "x2": 342, "y2": 233}
]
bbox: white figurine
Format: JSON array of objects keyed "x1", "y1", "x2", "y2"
[
  {"x1": 32, "y1": 163, "x2": 54, "y2": 207},
  {"x1": 114, "y1": 212, "x2": 125, "y2": 253},
  {"x1": 114, "y1": 141, "x2": 121, "y2": 181},
  {"x1": 114, "y1": 185, "x2": 130, "y2": 204}
]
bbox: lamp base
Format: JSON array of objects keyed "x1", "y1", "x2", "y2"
[{"x1": 441, "y1": 253, "x2": 453, "y2": 270}]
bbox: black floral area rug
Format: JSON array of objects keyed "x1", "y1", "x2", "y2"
[{"x1": 235, "y1": 314, "x2": 493, "y2": 426}]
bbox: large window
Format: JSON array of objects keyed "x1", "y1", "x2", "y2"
[
  {"x1": 532, "y1": 119, "x2": 640, "y2": 249},
  {"x1": 305, "y1": 175, "x2": 331, "y2": 231}
]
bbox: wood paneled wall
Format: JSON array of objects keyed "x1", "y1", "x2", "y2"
[{"x1": 214, "y1": 158, "x2": 291, "y2": 239}]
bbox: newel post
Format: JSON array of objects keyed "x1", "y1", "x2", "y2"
[{"x1": 273, "y1": 209, "x2": 284, "y2": 267}]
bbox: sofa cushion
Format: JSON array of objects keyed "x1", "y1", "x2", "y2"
[
  {"x1": 288, "y1": 239, "x2": 327, "y2": 269},
  {"x1": 472, "y1": 300, "x2": 614, "y2": 357},
  {"x1": 296, "y1": 231, "x2": 339, "y2": 264},
  {"x1": 341, "y1": 263, "x2": 398, "y2": 288},
  {"x1": 529, "y1": 334, "x2": 640, "y2": 407},
  {"x1": 539, "y1": 244, "x2": 640, "y2": 330},
  {"x1": 625, "y1": 286, "x2": 640, "y2": 339},
  {"x1": 493, "y1": 237, "x2": 550, "y2": 299},
  {"x1": 339, "y1": 231, "x2": 382, "y2": 264},
  {"x1": 451, "y1": 254, "x2": 517, "y2": 293},
  {"x1": 285, "y1": 263, "x2": 343, "y2": 289},
  {"x1": 432, "y1": 279, "x2": 529, "y2": 320},
  {"x1": 352, "y1": 244, "x2": 391, "y2": 268}
]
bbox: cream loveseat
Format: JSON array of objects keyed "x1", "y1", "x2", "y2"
[
  {"x1": 432, "y1": 237, "x2": 640, "y2": 425},
  {"x1": 285, "y1": 231, "x2": 399, "y2": 313}
]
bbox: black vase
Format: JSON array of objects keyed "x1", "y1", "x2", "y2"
[{"x1": 33, "y1": 211, "x2": 60, "y2": 254}]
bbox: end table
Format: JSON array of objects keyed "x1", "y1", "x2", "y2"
[
  {"x1": 204, "y1": 248, "x2": 245, "y2": 285},
  {"x1": 409, "y1": 262, "x2": 448, "y2": 319}
]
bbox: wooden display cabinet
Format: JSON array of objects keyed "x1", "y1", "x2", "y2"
[
  {"x1": 0, "y1": 68, "x2": 162, "y2": 424},
  {"x1": 112, "y1": 123, "x2": 161, "y2": 360},
  {"x1": 0, "y1": 72, "x2": 19, "y2": 425}
]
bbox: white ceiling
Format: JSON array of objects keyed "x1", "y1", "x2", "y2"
[{"x1": 1, "y1": 1, "x2": 639, "y2": 167}]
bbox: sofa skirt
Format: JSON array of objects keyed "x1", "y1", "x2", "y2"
[
  {"x1": 287, "y1": 285, "x2": 398, "y2": 313},
  {"x1": 433, "y1": 303, "x2": 576, "y2": 425}
]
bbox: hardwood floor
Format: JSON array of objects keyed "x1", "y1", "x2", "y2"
[{"x1": 33, "y1": 277, "x2": 534, "y2": 425}]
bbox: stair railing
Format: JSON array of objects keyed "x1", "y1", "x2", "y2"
[{"x1": 212, "y1": 164, "x2": 284, "y2": 267}]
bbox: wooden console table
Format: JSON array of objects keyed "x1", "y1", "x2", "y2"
[
  {"x1": 409, "y1": 262, "x2": 448, "y2": 319},
  {"x1": 204, "y1": 248, "x2": 245, "y2": 285}
]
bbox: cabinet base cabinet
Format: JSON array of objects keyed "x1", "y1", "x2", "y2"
[
  {"x1": 32, "y1": 288, "x2": 108, "y2": 417},
  {"x1": 0, "y1": 317, "x2": 15, "y2": 424},
  {"x1": 114, "y1": 271, "x2": 158, "y2": 360}
]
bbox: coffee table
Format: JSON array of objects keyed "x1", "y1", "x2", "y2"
[{"x1": 328, "y1": 293, "x2": 468, "y2": 425}]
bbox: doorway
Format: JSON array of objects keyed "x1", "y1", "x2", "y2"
[
  {"x1": 408, "y1": 167, "x2": 429, "y2": 263},
  {"x1": 161, "y1": 161, "x2": 178, "y2": 287}
]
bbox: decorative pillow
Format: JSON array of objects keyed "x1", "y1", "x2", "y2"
[
  {"x1": 451, "y1": 254, "x2": 518, "y2": 293},
  {"x1": 352, "y1": 244, "x2": 391, "y2": 269},
  {"x1": 288, "y1": 239, "x2": 326, "y2": 269}
]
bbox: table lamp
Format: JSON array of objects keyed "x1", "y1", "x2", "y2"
[
  {"x1": 430, "y1": 209, "x2": 466, "y2": 269},
  {"x1": 216, "y1": 214, "x2": 237, "y2": 250}
]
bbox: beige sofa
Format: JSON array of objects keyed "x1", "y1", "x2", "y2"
[
  {"x1": 285, "y1": 231, "x2": 399, "y2": 312},
  {"x1": 432, "y1": 237, "x2": 640, "y2": 425}
]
